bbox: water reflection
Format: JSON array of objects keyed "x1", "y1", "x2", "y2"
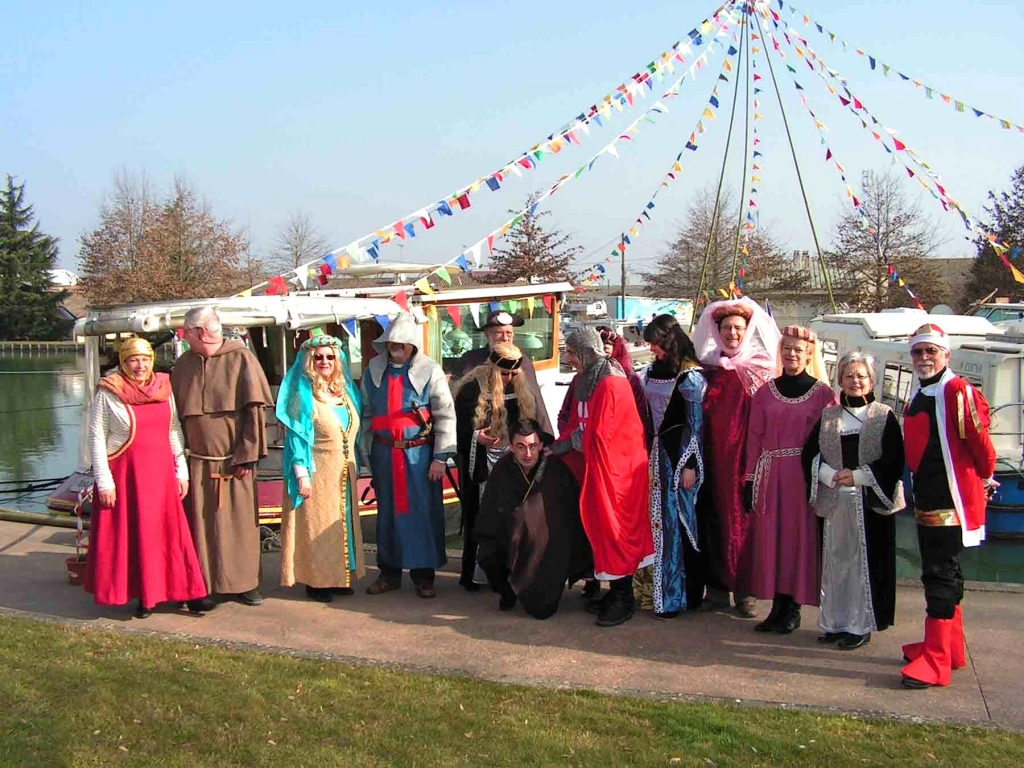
[{"x1": 0, "y1": 353, "x2": 84, "y2": 512}]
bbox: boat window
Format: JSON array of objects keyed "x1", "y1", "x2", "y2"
[
  {"x1": 438, "y1": 298, "x2": 556, "y2": 376},
  {"x1": 984, "y1": 308, "x2": 1024, "y2": 323},
  {"x1": 881, "y1": 362, "x2": 915, "y2": 416},
  {"x1": 819, "y1": 338, "x2": 839, "y2": 383}
]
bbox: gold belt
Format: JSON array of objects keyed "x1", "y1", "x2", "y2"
[{"x1": 915, "y1": 508, "x2": 961, "y2": 527}]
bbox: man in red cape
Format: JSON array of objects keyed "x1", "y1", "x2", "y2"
[
  {"x1": 901, "y1": 323, "x2": 997, "y2": 689},
  {"x1": 550, "y1": 328, "x2": 653, "y2": 627}
]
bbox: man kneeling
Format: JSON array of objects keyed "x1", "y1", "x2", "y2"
[{"x1": 474, "y1": 418, "x2": 592, "y2": 619}]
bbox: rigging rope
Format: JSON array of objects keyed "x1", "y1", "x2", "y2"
[
  {"x1": 729, "y1": 10, "x2": 754, "y2": 286},
  {"x1": 754, "y1": 6, "x2": 836, "y2": 311}
]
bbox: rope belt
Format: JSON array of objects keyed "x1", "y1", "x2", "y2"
[
  {"x1": 185, "y1": 451, "x2": 238, "y2": 510},
  {"x1": 185, "y1": 451, "x2": 233, "y2": 461}
]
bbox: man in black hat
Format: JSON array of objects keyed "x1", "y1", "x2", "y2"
[{"x1": 450, "y1": 310, "x2": 553, "y2": 590}]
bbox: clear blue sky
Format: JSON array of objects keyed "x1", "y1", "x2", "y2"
[{"x1": 3, "y1": 0, "x2": 1023, "y2": 285}]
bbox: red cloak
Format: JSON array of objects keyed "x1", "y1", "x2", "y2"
[{"x1": 555, "y1": 374, "x2": 653, "y2": 579}]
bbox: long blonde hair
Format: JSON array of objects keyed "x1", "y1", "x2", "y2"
[
  {"x1": 303, "y1": 345, "x2": 349, "y2": 401},
  {"x1": 456, "y1": 343, "x2": 535, "y2": 446}
]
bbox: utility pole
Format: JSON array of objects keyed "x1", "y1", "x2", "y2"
[{"x1": 620, "y1": 231, "x2": 627, "y2": 320}]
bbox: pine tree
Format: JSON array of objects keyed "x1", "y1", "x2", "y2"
[
  {"x1": 0, "y1": 175, "x2": 68, "y2": 340},
  {"x1": 483, "y1": 196, "x2": 581, "y2": 284},
  {"x1": 963, "y1": 164, "x2": 1024, "y2": 306}
]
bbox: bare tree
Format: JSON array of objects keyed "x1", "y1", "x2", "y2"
[
  {"x1": 640, "y1": 185, "x2": 803, "y2": 300},
  {"x1": 272, "y1": 210, "x2": 329, "y2": 274},
  {"x1": 80, "y1": 172, "x2": 249, "y2": 305},
  {"x1": 829, "y1": 170, "x2": 950, "y2": 311}
]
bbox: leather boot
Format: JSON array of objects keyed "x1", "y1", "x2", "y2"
[
  {"x1": 902, "y1": 616, "x2": 953, "y2": 689},
  {"x1": 904, "y1": 605, "x2": 965, "y2": 670},
  {"x1": 597, "y1": 577, "x2": 636, "y2": 627},
  {"x1": 774, "y1": 597, "x2": 802, "y2": 634},
  {"x1": 755, "y1": 594, "x2": 785, "y2": 632}
]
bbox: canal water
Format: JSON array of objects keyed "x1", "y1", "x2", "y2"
[{"x1": 1, "y1": 351, "x2": 1022, "y2": 584}]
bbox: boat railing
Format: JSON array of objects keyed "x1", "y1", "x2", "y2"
[{"x1": 988, "y1": 402, "x2": 1024, "y2": 437}]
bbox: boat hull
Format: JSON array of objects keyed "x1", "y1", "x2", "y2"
[{"x1": 47, "y1": 469, "x2": 461, "y2": 524}]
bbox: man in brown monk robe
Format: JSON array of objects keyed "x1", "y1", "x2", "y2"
[{"x1": 171, "y1": 307, "x2": 274, "y2": 606}]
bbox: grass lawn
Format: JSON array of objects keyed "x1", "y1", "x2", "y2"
[{"x1": 1, "y1": 615, "x2": 1022, "y2": 767}]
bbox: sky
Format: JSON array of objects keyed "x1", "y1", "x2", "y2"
[{"x1": 3, "y1": 0, "x2": 1024, "y2": 288}]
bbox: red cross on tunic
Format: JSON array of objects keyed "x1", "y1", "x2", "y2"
[{"x1": 370, "y1": 373, "x2": 432, "y2": 516}]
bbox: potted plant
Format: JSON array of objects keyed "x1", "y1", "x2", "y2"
[{"x1": 65, "y1": 487, "x2": 89, "y2": 586}]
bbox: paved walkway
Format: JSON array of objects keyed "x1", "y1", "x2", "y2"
[{"x1": 1, "y1": 520, "x2": 1022, "y2": 730}]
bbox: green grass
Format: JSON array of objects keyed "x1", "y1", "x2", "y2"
[{"x1": 1, "y1": 616, "x2": 1022, "y2": 767}]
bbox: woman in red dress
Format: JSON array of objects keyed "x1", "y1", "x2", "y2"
[
  {"x1": 85, "y1": 337, "x2": 210, "y2": 618},
  {"x1": 691, "y1": 298, "x2": 780, "y2": 616}
]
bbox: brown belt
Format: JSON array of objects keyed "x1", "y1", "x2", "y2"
[
  {"x1": 374, "y1": 435, "x2": 431, "y2": 450},
  {"x1": 915, "y1": 508, "x2": 961, "y2": 527}
]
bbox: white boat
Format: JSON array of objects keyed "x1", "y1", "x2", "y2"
[{"x1": 810, "y1": 309, "x2": 1024, "y2": 537}]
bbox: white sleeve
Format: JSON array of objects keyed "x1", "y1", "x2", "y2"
[
  {"x1": 817, "y1": 461, "x2": 838, "y2": 488},
  {"x1": 169, "y1": 396, "x2": 189, "y2": 482},
  {"x1": 294, "y1": 464, "x2": 310, "y2": 480},
  {"x1": 89, "y1": 392, "x2": 115, "y2": 493},
  {"x1": 852, "y1": 468, "x2": 868, "y2": 487}
]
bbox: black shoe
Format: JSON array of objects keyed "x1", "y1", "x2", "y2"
[
  {"x1": 459, "y1": 579, "x2": 481, "y2": 593},
  {"x1": 186, "y1": 598, "x2": 216, "y2": 614},
  {"x1": 837, "y1": 632, "x2": 871, "y2": 650},
  {"x1": 818, "y1": 631, "x2": 844, "y2": 644},
  {"x1": 755, "y1": 597, "x2": 785, "y2": 632},
  {"x1": 498, "y1": 584, "x2": 517, "y2": 612},
  {"x1": 331, "y1": 587, "x2": 355, "y2": 596},
  {"x1": 584, "y1": 590, "x2": 613, "y2": 615},
  {"x1": 774, "y1": 600, "x2": 801, "y2": 634},
  {"x1": 134, "y1": 600, "x2": 152, "y2": 619},
  {"x1": 901, "y1": 675, "x2": 933, "y2": 690},
  {"x1": 597, "y1": 590, "x2": 636, "y2": 627},
  {"x1": 654, "y1": 610, "x2": 680, "y2": 620},
  {"x1": 239, "y1": 589, "x2": 264, "y2": 606},
  {"x1": 305, "y1": 586, "x2": 333, "y2": 603},
  {"x1": 582, "y1": 580, "x2": 601, "y2": 599}
]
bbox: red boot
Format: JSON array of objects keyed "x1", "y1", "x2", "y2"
[
  {"x1": 902, "y1": 616, "x2": 953, "y2": 689},
  {"x1": 902, "y1": 605, "x2": 966, "y2": 670}
]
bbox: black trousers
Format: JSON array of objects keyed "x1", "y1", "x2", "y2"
[
  {"x1": 379, "y1": 564, "x2": 435, "y2": 586},
  {"x1": 917, "y1": 524, "x2": 964, "y2": 620}
]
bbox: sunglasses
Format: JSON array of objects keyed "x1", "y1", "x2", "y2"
[
  {"x1": 910, "y1": 347, "x2": 941, "y2": 357},
  {"x1": 313, "y1": 353, "x2": 336, "y2": 362}
]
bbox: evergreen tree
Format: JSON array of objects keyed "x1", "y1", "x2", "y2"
[
  {"x1": 0, "y1": 175, "x2": 68, "y2": 340},
  {"x1": 963, "y1": 164, "x2": 1024, "y2": 306},
  {"x1": 483, "y1": 196, "x2": 581, "y2": 284}
]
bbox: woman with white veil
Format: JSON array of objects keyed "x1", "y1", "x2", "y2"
[{"x1": 691, "y1": 298, "x2": 780, "y2": 616}]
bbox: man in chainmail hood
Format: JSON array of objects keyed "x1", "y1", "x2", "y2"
[{"x1": 551, "y1": 328, "x2": 654, "y2": 627}]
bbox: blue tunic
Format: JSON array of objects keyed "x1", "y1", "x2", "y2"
[
  {"x1": 364, "y1": 363, "x2": 447, "y2": 570},
  {"x1": 650, "y1": 367, "x2": 705, "y2": 614}
]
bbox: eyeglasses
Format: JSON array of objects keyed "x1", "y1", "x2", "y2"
[
  {"x1": 313, "y1": 353, "x2": 336, "y2": 362},
  {"x1": 910, "y1": 347, "x2": 942, "y2": 358},
  {"x1": 842, "y1": 373, "x2": 871, "y2": 381}
]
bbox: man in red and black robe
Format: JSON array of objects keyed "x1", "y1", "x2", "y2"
[{"x1": 901, "y1": 323, "x2": 996, "y2": 689}]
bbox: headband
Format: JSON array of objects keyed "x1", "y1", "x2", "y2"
[
  {"x1": 303, "y1": 334, "x2": 343, "y2": 351},
  {"x1": 909, "y1": 323, "x2": 950, "y2": 351},
  {"x1": 711, "y1": 304, "x2": 753, "y2": 323},
  {"x1": 780, "y1": 325, "x2": 817, "y2": 344},
  {"x1": 118, "y1": 337, "x2": 154, "y2": 365},
  {"x1": 488, "y1": 349, "x2": 523, "y2": 371}
]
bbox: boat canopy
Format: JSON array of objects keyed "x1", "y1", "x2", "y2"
[
  {"x1": 73, "y1": 295, "x2": 403, "y2": 337},
  {"x1": 814, "y1": 310, "x2": 1003, "y2": 341}
]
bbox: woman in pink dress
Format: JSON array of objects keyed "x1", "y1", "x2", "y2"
[
  {"x1": 743, "y1": 325, "x2": 837, "y2": 633},
  {"x1": 85, "y1": 337, "x2": 210, "y2": 618},
  {"x1": 692, "y1": 298, "x2": 779, "y2": 616}
]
